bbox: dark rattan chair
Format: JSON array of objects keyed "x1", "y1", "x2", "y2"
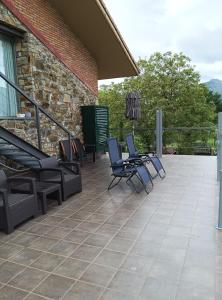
[
  {"x1": 107, "y1": 137, "x2": 153, "y2": 194},
  {"x1": 37, "y1": 157, "x2": 82, "y2": 201},
  {"x1": 59, "y1": 138, "x2": 95, "y2": 167},
  {"x1": 0, "y1": 170, "x2": 38, "y2": 234},
  {"x1": 125, "y1": 133, "x2": 166, "y2": 179}
]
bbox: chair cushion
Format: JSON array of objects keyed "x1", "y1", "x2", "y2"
[{"x1": 44, "y1": 173, "x2": 79, "y2": 183}]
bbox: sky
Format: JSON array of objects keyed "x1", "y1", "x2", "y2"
[{"x1": 99, "y1": 0, "x2": 222, "y2": 85}]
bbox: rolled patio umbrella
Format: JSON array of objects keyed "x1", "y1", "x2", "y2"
[{"x1": 125, "y1": 91, "x2": 141, "y2": 135}]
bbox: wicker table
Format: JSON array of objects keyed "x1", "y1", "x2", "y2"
[{"x1": 35, "y1": 181, "x2": 62, "y2": 214}]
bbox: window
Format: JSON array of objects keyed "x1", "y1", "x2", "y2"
[{"x1": 0, "y1": 34, "x2": 17, "y2": 116}]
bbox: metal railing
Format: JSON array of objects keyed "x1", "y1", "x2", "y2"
[
  {"x1": 109, "y1": 126, "x2": 217, "y2": 156},
  {"x1": 0, "y1": 72, "x2": 73, "y2": 159}
]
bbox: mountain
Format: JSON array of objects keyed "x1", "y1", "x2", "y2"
[{"x1": 204, "y1": 79, "x2": 222, "y2": 99}]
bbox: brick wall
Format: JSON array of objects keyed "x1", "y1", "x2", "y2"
[{"x1": 2, "y1": 0, "x2": 98, "y2": 95}]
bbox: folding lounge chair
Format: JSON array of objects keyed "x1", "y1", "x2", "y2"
[
  {"x1": 107, "y1": 137, "x2": 153, "y2": 194},
  {"x1": 125, "y1": 133, "x2": 166, "y2": 179}
]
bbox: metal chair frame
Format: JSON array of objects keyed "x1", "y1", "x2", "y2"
[
  {"x1": 107, "y1": 137, "x2": 153, "y2": 194},
  {"x1": 125, "y1": 133, "x2": 166, "y2": 179}
]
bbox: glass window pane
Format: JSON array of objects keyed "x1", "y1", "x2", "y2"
[
  {"x1": 0, "y1": 40, "x2": 6, "y2": 88},
  {"x1": 0, "y1": 35, "x2": 17, "y2": 117}
]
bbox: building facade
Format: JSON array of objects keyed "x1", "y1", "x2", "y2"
[{"x1": 0, "y1": 0, "x2": 138, "y2": 156}]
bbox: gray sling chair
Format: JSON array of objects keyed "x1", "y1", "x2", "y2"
[
  {"x1": 125, "y1": 133, "x2": 166, "y2": 179},
  {"x1": 37, "y1": 157, "x2": 82, "y2": 201},
  {"x1": 0, "y1": 170, "x2": 38, "y2": 234},
  {"x1": 107, "y1": 137, "x2": 153, "y2": 194}
]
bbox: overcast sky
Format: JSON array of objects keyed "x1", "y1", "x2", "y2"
[{"x1": 99, "y1": 0, "x2": 222, "y2": 85}]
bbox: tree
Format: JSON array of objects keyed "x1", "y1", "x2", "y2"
[
  {"x1": 203, "y1": 86, "x2": 222, "y2": 114},
  {"x1": 99, "y1": 52, "x2": 216, "y2": 154}
]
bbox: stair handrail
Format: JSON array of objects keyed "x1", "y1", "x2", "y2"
[{"x1": 0, "y1": 71, "x2": 73, "y2": 160}]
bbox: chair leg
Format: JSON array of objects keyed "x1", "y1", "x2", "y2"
[
  {"x1": 41, "y1": 195, "x2": 47, "y2": 215},
  {"x1": 108, "y1": 176, "x2": 122, "y2": 190},
  {"x1": 5, "y1": 220, "x2": 14, "y2": 234},
  {"x1": 126, "y1": 173, "x2": 140, "y2": 193},
  {"x1": 61, "y1": 184, "x2": 65, "y2": 202},
  {"x1": 57, "y1": 189, "x2": 62, "y2": 206}
]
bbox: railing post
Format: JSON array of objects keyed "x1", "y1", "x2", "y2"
[
  {"x1": 217, "y1": 113, "x2": 222, "y2": 181},
  {"x1": 218, "y1": 170, "x2": 222, "y2": 229},
  {"x1": 156, "y1": 109, "x2": 163, "y2": 158},
  {"x1": 217, "y1": 113, "x2": 222, "y2": 229},
  {"x1": 35, "y1": 106, "x2": 42, "y2": 151}
]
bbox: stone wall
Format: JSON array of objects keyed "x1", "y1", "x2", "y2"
[{"x1": 0, "y1": 2, "x2": 97, "y2": 157}]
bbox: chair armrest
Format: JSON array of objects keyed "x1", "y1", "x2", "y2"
[
  {"x1": 8, "y1": 177, "x2": 36, "y2": 194},
  {"x1": 37, "y1": 168, "x2": 63, "y2": 174},
  {"x1": 36, "y1": 168, "x2": 64, "y2": 183},
  {"x1": 111, "y1": 161, "x2": 134, "y2": 168},
  {"x1": 59, "y1": 162, "x2": 80, "y2": 174},
  {"x1": 125, "y1": 157, "x2": 141, "y2": 163}
]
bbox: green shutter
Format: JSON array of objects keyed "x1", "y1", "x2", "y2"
[{"x1": 81, "y1": 105, "x2": 109, "y2": 152}]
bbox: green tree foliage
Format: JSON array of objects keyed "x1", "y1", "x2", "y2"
[
  {"x1": 203, "y1": 86, "x2": 222, "y2": 113},
  {"x1": 99, "y1": 52, "x2": 216, "y2": 154}
]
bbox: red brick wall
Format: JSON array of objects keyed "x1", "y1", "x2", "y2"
[{"x1": 2, "y1": 0, "x2": 98, "y2": 95}]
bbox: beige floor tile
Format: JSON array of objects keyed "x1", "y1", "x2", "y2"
[
  {"x1": 0, "y1": 285, "x2": 28, "y2": 300},
  {"x1": 34, "y1": 274, "x2": 75, "y2": 299},
  {"x1": 71, "y1": 244, "x2": 102, "y2": 262},
  {"x1": 63, "y1": 281, "x2": 104, "y2": 300},
  {"x1": 54, "y1": 258, "x2": 89, "y2": 279},
  {"x1": 9, "y1": 267, "x2": 47, "y2": 291},
  {"x1": 80, "y1": 264, "x2": 116, "y2": 287}
]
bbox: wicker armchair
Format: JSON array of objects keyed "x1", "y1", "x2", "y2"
[
  {"x1": 0, "y1": 170, "x2": 38, "y2": 234},
  {"x1": 37, "y1": 157, "x2": 82, "y2": 201}
]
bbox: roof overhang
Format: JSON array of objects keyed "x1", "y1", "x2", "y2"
[{"x1": 47, "y1": 0, "x2": 139, "y2": 80}]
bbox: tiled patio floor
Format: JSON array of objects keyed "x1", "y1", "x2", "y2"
[{"x1": 0, "y1": 155, "x2": 221, "y2": 300}]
